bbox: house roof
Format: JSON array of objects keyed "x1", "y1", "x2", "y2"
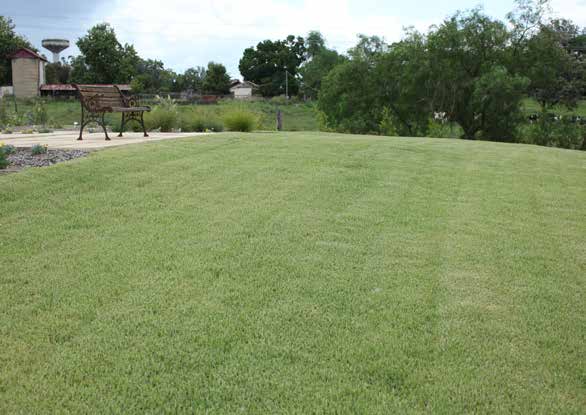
[
  {"x1": 230, "y1": 81, "x2": 259, "y2": 90},
  {"x1": 40, "y1": 84, "x2": 131, "y2": 91},
  {"x1": 10, "y1": 48, "x2": 48, "y2": 62}
]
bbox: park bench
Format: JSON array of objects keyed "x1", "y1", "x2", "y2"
[{"x1": 73, "y1": 84, "x2": 150, "y2": 141}]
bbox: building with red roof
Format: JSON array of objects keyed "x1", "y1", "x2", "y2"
[{"x1": 10, "y1": 48, "x2": 48, "y2": 98}]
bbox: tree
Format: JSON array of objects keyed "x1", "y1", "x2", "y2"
[
  {"x1": 426, "y1": 9, "x2": 528, "y2": 140},
  {"x1": 507, "y1": 0, "x2": 550, "y2": 56},
  {"x1": 318, "y1": 60, "x2": 380, "y2": 133},
  {"x1": 348, "y1": 34, "x2": 389, "y2": 64},
  {"x1": 305, "y1": 31, "x2": 326, "y2": 59},
  {"x1": 0, "y1": 16, "x2": 34, "y2": 85},
  {"x1": 71, "y1": 24, "x2": 139, "y2": 84},
  {"x1": 239, "y1": 35, "x2": 306, "y2": 96},
  {"x1": 470, "y1": 66, "x2": 529, "y2": 142},
  {"x1": 520, "y1": 20, "x2": 585, "y2": 111},
  {"x1": 375, "y1": 31, "x2": 431, "y2": 136},
  {"x1": 45, "y1": 59, "x2": 72, "y2": 84},
  {"x1": 568, "y1": 33, "x2": 586, "y2": 54},
  {"x1": 180, "y1": 66, "x2": 206, "y2": 93},
  {"x1": 299, "y1": 31, "x2": 346, "y2": 99},
  {"x1": 202, "y1": 62, "x2": 230, "y2": 95},
  {"x1": 131, "y1": 59, "x2": 180, "y2": 93},
  {"x1": 318, "y1": 31, "x2": 432, "y2": 137}
]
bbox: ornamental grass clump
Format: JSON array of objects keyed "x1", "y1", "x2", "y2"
[
  {"x1": 31, "y1": 144, "x2": 48, "y2": 155},
  {"x1": 180, "y1": 114, "x2": 224, "y2": 132},
  {"x1": 223, "y1": 110, "x2": 258, "y2": 132},
  {"x1": 145, "y1": 96, "x2": 180, "y2": 132}
]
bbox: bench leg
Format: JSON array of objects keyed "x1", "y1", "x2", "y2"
[
  {"x1": 77, "y1": 106, "x2": 85, "y2": 140},
  {"x1": 99, "y1": 113, "x2": 110, "y2": 141},
  {"x1": 118, "y1": 113, "x2": 125, "y2": 137},
  {"x1": 141, "y1": 112, "x2": 149, "y2": 137}
]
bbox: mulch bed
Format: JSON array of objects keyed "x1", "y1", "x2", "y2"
[{"x1": 1, "y1": 148, "x2": 89, "y2": 174}]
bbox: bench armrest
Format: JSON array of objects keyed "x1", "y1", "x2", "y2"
[
  {"x1": 122, "y1": 94, "x2": 144, "y2": 109},
  {"x1": 82, "y1": 93, "x2": 105, "y2": 112}
]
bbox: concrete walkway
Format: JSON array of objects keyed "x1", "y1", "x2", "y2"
[{"x1": 0, "y1": 130, "x2": 206, "y2": 150}]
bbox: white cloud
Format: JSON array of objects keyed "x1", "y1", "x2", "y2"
[
  {"x1": 93, "y1": 0, "x2": 432, "y2": 75},
  {"x1": 550, "y1": 0, "x2": 586, "y2": 26},
  {"x1": 92, "y1": 0, "x2": 586, "y2": 77}
]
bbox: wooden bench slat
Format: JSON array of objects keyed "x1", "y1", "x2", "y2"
[{"x1": 111, "y1": 107, "x2": 151, "y2": 112}]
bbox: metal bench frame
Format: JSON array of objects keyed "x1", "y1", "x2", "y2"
[{"x1": 73, "y1": 84, "x2": 151, "y2": 141}]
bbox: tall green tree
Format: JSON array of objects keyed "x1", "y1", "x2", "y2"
[
  {"x1": 519, "y1": 19, "x2": 585, "y2": 111},
  {"x1": 180, "y1": 66, "x2": 206, "y2": 93},
  {"x1": 305, "y1": 31, "x2": 326, "y2": 59},
  {"x1": 299, "y1": 31, "x2": 346, "y2": 99},
  {"x1": 0, "y1": 16, "x2": 34, "y2": 85},
  {"x1": 426, "y1": 9, "x2": 528, "y2": 140},
  {"x1": 71, "y1": 24, "x2": 139, "y2": 84},
  {"x1": 348, "y1": 34, "x2": 388, "y2": 64},
  {"x1": 202, "y1": 62, "x2": 230, "y2": 95},
  {"x1": 239, "y1": 35, "x2": 306, "y2": 96},
  {"x1": 375, "y1": 31, "x2": 431, "y2": 136},
  {"x1": 45, "y1": 59, "x2": 72, "y2": 84},
  {"x1": 130, "y1": 59, "x2": 180, "y2": 93},
  {"x1": 318, "y1": 59, "x2": 379, "y2": 133}
]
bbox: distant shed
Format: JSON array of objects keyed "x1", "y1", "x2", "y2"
[
  {"x1": 230, "y1": 81, "x2": 259, "y2": 99},
  {"x1": 10, "y1": 48, "x2": 47, "y2": 99}
]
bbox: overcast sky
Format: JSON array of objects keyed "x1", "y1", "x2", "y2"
[{"x1": 4, "y1": 0, "x2": 586, "y2": 78}]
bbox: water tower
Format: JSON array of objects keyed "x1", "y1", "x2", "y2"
[{"x1": 42, "y1": 39, "x2": 70, "y2": 63}]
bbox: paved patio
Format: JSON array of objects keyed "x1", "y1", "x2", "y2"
[{"x1": 0, "y1": 130, "x2": 207, "y2": 150}]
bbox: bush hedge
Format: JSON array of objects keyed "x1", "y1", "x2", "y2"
[{"x1": 224, "y1": 110, "x2": 258, "y2": 132}]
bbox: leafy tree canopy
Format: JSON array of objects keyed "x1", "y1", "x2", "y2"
[
  {"x1": 202, "y1": 62, "x2": 231, "y2": 95},
  {"x1": 181, "y1": 66, "x2": 207, "y2": 93},
  {"x1": 71, "y1": 23, "x2": 139, "y2": 84},
  {"x1": 299, "y1": 31, "x2": 346, "y2": 99},
  {"x1": 0, "y1": 16, "x2": 34, "y2": 85},
  {"x1": 45, "y1": 59, "x2": 72, "y2": 84},
  {"x1": 239, "y1": 35, "x2": 306, "y2": 96}
]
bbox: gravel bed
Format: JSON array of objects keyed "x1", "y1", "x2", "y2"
[{"x1": 6, "y1": 148, "x2": 89, "y2": 170}]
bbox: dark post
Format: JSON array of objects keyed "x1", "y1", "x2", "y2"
[{"x1": 276, "y1": 109, "x2": 283, "y2": 131}]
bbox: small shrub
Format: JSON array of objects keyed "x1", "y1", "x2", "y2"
[
  {"x1": 7, "y1": 112, "x2": 26, "y2": 126},
  {"x1": 428, "y1": 120, "x2": 462, "y2": 139},
  {"x1": 0, "y1": 143, "x2": 15, "y2": 169},
  {"x1": 0, "y1": 99, "x2": 7, "y2": 125},
  {"x1": 2, "y1": 129, "x2": 13, "y2": 134},
  {"x1": 31, "y1": 144, "x2": 48, "y2": 155},
  {"x1": 180, "y1": 116, "x2": 206, "y2": 132},
  {"x1": 21, "y1": 129, "x2": 34, "y2": 134},
  {"x1": 270, "y1": 95, "x2": 288, "y2": 105},
  {"x1": 224, "y1": 110, "x2": 258, "y2": 132},
  {"x1": 32, "y1": 99, "x2": 49, "y2": 125},
  {"x1": 181, "y1": 113, "x2": 225, "y2": 133},
  {"x1": 145, "y1": 107, "x2": 179, "y2": 132},
  {"x1": 37, "y1": 128, "x2": 53, "y2": 134},
  {"x1": 0, "y1": 150, "x2": 8, "y2": 169},
  {"x1": 205, "y1": 119, "x2": 224, "y2": 132},
  {"x1": 524, "y1": 116, "x2": 585, "y2": 150},
  {"x1": 154, "y1": 95, "x2": 178, "y2": 112},
  {"x1": 0, "y1": 143, "x2": 16, "y2": 155}
]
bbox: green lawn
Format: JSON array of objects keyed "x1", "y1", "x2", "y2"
[{"x1": 1, "y1": 132, "x2": 585, "y2": 413}]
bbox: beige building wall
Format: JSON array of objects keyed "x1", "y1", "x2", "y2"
[{"x1": 11, "y1": 58, "x2": 42, "y2": 98}]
